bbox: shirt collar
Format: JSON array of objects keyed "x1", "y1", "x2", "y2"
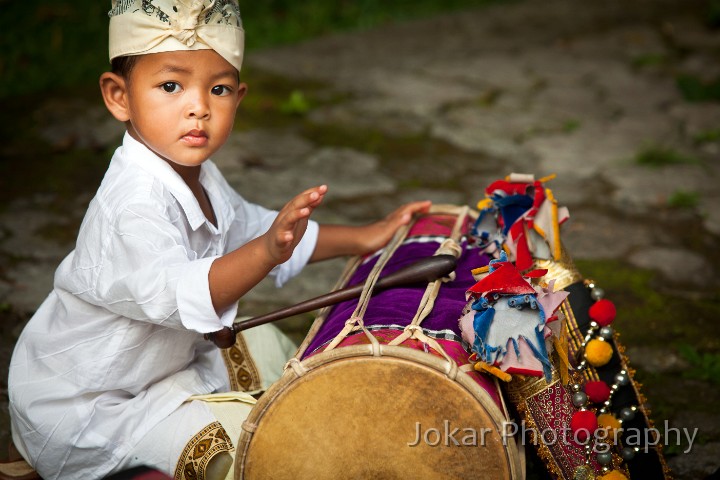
[{"x1": 120, "y1": 132, "x2": 233, "y2": 232}]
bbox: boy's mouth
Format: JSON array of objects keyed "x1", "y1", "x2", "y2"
[{"x1": 181, "y1": 129, "x2": 208, "y2": 147}]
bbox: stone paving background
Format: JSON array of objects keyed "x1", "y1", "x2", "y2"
[{"x1": 1, "y1": 0, "x2": 719, "y2": 477}]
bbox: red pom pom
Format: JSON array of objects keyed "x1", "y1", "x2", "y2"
[
  {"x1": 589, "y1": 299, "x2": 616, "y2": 326},
  {"x1": 570, "y1": 411, "x2": 598, "y2": 442},
  {"x1": 585, "y1": 381, "x2": 611, "y2": 403}
]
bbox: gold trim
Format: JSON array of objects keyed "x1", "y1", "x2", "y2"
[
  {"x1": 562, "y1": 282, "x2": 672, "y2": 478},
  {"x1": 505, "y1": 368, "x2": 559, "y2": 404},
  {"x1": 615, "y1": 336, "x2": 674, "y2": 479},
  {"x1": 221, "y1": 333, "x2": 262, "y2": 392},
  {"x1": 534, "y1": 255, "x2": 582, "y2": 292},
  {"x1": 174, "y1": 421, "x2": 233, "y2": 480},
  {"x1": 506, "y1": 378, "x2": 587, "y2": 480},
  {"x1": 560, "y1": 300, "x2": 600, "y2": 383}
]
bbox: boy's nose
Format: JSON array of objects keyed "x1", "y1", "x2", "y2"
[{"x1": 186, "y1": 93, "x2": 210, "y2": 119}]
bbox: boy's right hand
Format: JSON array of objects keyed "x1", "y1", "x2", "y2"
[{"x1": 264, "y1": 185, "x2": 327, "y2": 264}]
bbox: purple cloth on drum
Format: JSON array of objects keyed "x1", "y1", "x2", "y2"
[{"x1": 303, "y1": 241, "x2": 491, "y2": 357}]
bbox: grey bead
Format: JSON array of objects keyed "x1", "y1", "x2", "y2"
[
  {"x1": 615, "y1": 373, "x2": 630, "y2": 386},
  {"x1": 621, "y1": 447, "x2": 636, "y2": 460},
  {"x1": 599, "y1": 327, "x2": 614, "y2": 340},
  {"x1": 572, "y1": 392, "x2": 588, "y2": 407},
  {"x1": 596, "y1": 451, "x2": 613, "y2": 466},
  {"x1": 620, "y1": 407, "x2": 636, "y2": 422},
  {"x1": 591, "y1": 287, "x2": 605, "y2": 301}
]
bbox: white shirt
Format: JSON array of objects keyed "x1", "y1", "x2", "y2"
[{"x1": 8, "y1": 133, "x2": 318, "y2": 479}]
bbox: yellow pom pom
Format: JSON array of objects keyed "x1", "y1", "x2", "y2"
[
  {"x1": 601, "y1": 470, "x2": 628, "y2": 480},
  {"x1": 597, "y1": 413, "x2": 621, "y2": 432},
  {"x1": 585, "y1": 339, "x2": 613, "y2": 367}
]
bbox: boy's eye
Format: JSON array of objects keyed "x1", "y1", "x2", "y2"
[
  {"x1": 211, "y1": 85, "x2": 230, "y2": 96},
  {"x1": 161, "y1": 82, "x2": 180, "y2": 93}
]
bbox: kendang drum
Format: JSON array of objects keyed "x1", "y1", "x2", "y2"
[{"x1": 235, "y1": 205, "x2": 523, "y2": 480}]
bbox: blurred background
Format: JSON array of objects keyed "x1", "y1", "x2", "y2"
[{"x1": 1, "y1": 0, "x2": 719, "y2": 478}]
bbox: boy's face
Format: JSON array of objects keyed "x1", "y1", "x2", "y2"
[{"x1": 122, "y1": 49, "x2": 245, "y2": 170}]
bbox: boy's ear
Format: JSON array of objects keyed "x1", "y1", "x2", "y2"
[
  {"x1": 236, "y1": 82, "x2": 248, "y2": 109},
  {"x1": 99, "y1": 72, "x2": 131, "y2": 122}
]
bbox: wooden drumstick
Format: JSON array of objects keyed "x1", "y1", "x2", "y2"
[{"x1": 205, "y1": 254, "x2": 458, "y2": 348}]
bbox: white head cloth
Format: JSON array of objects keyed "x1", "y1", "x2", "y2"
[{"x1": 109, "y1": 0, "x2": 244, "y2": 72}]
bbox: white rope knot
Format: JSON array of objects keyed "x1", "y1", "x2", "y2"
[
  {"x1": 345, "y1": 316, "x2": 364, "y2": 328},
  {"x1": 241, "y1": 420, "x2": 258, "y2": 433},
  {"x1": 284, "y1": 357, "x2": 308, "y2": 377},
  {"x1": 169, "y1": 0, "x2": 215, "y2": 46},
  {"x1": 436, "y1": 238, "x2": 462, "y2": 258},
  {"x1": 435, "y1": 239, "x2": 461, "y2": 283},
  {"x1": 403, "y1": 324, "x2": 423, "y2": 339}
]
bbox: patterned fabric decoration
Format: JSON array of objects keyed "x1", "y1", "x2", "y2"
[
  {"x1": 108, "y1": 0, "x2": 245, "y2": 72},
  {"x1": 220, "y1": 333, "x2": 262, "y2": 392},
  {"x1": 174, "y1": 421, "x2": 233, "y2": 480},
  {"x1": 109, "y1": 0, "x2": 242, "y2": 27}
]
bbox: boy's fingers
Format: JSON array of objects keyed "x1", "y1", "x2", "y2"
[
  {"x1": 404, "y1": 200, "x2": 432, "y2": 214},
  {"x1": 290, "y1": 185, "x2": 327, "y2": 209},
  {"x1": 392, "y1": 200, "x2": 431, "y2": 222}
]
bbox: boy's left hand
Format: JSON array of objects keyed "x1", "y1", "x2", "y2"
[{"x1": 356, "y1": 200, "x2": 432, "y2": 254}]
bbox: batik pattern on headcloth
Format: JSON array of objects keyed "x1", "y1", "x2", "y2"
[{"x1": 109, "y1": 0, "x2": 245, "y2": 72}]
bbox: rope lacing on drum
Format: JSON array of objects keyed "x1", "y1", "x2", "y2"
[
  {"x1": 392, "y1": 325, "x2": 459, "y2": 380},
  {"x1": 241, "y1": 420, "x2": 258, "y2": 434},
  {"x1": 324, "y1": 222, "x2": 411, "y2": 353},
  {"x1": 323, "y1": 205, "x2": 469, "y2": 363},
  {"x1": 284, "y1": 357, "x2": 308, "y2": 377},
  {"x1": 435, "y1": 238, "x2": 462, "y2": 284}
]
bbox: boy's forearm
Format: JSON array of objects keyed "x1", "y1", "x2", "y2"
[
  {"x1": 310, "y1": 224, "x2": 367, "y2": 262},
  {"x1": 208, "y1": 236, "x2": 277, "y2": 313}
]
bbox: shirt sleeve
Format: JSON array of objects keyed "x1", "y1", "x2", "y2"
[{"x1": 73, "y1": 203, "x2": 235, "y2": 333}]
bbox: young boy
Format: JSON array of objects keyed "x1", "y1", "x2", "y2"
[{"x1": 8, "y1": 1, "x2": 430, "y2": 479}]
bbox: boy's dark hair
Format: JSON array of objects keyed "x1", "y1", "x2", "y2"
[{"x1": 111, "y1": 55, "x2": 139, "y2": 79}]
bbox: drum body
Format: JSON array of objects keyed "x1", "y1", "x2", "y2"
[{"x1": 235, "y1": 209, "x2": 523, "y2": 479}]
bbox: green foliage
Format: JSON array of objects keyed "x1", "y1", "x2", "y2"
[
  {"x1": 476, "y1": 88, "x2": 502, "y2": 107},
  {"x1": 677, "y1": 344, "x2": 720, "y2": 384},
  {"x1": 280, "y1": 90, "x2": 312, "y2": 115},
  {"x1": 562, "y1": 119, "x2": 581, "y2": 133},
  {"x1": 574, "y1": 259, "x2": 720, "y2": 351},
  {"x1": 633, "y1": 145, "x2": 701, "y2": 167},
  {"x1": 0, "y1": 2, "x2": 108, "y2": 98},
  {"x1": 667, "y1": 190, "x2": 700, "y2": 209},
  {"x1": 707, "y1": 0, "x2": 720, "y2": 28},
  {"x1": 242, "y1": 0, "x2": 504, "y2": 48},
  {"x1": 676, "y1": 74, "x2": 720, "y2": 103},
  {"x1": 693, "y1": 128, "x2": 720, "y2": 144},
  {"x1": 630, "y1": 53, "x2": 668, "y2": 69},
  {"x1": 0, "y1": 0, "x2": 503, "y2": 99}
]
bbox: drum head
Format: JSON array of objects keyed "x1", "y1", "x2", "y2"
[{"x1": 236, "y1": 347, "x2": 520, "y2": 479}]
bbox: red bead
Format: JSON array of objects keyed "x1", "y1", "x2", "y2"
[
  {"x1": 570, "y1": 411, "x2": 598, "y2": 442},
  {"x1": 589, "y1": 299, "x2": 616, "y2": 326},
  {"x1": 585, "y1": 380, "x2": 611, "y2": 403}
]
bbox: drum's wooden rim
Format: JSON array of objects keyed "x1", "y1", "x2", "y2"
[{"x1": 235, "y1": 344, "x2": 522, "y2": 480}]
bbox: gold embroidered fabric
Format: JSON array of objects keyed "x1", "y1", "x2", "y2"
[
  {"x1": 220, "y1": 333, "x2": 262, "y2": 392},
  {"x1": 174, "y1": 421, "x2": 233, "y2": 480},
  {"x1": 533, "y1": 247, "x2": 582, "y2": 292}
]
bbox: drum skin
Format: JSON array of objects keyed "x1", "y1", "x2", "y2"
[{"x1": 235, "y1": 345, "x2": 522, "y2": 480}]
